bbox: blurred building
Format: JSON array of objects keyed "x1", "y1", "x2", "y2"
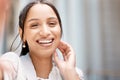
[
  {"x1": 0, "y1": 0, "x2": 11, "y2": 54},
  {"x1": 55, "y1": 0, "x2": 120, "y2": 80}
]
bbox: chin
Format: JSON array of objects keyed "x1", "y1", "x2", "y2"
[{"x1": 40, "y1": 48, "x2": 56, "y2": 56}]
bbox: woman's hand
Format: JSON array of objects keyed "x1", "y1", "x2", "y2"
[{"x1": 53, "y1": 41, "x2": 80, "y2": 80}]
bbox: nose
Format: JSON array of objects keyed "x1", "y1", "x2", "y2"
[{"x1": 39, "y1": 24, "x2": 50, "y2": 37}]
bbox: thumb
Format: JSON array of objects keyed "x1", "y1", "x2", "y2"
[{"x1": 53, "y1": 52, "x2": 63, "y2": 68}]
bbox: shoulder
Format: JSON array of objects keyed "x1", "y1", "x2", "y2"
[
  {"x1": 0, "y1": 52, "x2": 27, "y2": 80},
  {"x1": 0, "y1": 52, "x2": 20, "y2": 69},
  {"x1": 1, "y1": 52, "x2": 19, "y2": 57},
  {"x1": 0, "y1": 52, "x2": 20, "y2": 60}
]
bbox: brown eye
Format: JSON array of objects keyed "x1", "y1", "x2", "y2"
[
  {"x1": 30, "y1": 23, "x2": 39, "y2": 28},
  {"x1": 48, "y1": 22, "x2": 57, "y2": 27}
]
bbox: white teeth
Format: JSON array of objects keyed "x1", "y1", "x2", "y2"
[{"x1": 38, "y1": 39, "x2": 52, "y2": 44}]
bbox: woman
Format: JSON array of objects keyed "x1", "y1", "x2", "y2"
[{"x1": 0, "y1": 0, "x2": 84, "y2": 80}]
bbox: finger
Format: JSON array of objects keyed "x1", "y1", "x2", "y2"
[
  {"x1": 58, "y1": 41, "x2": 69, "y2": 54},
  {"x1": 59, "y1": 41, "x2": 76, "y2": 64},
  {"x1": 53, "y1": 51, "x2": 60, "y2": 67},
  {"x1": 57, "y1": 41, "x2": 69, "y2": 62},
  {"x1": 58, "y1": 41, "x2": 75, "y2": 57},
  {"x1": 58, "y1": 41, "x2": 68, "y2": 51}
]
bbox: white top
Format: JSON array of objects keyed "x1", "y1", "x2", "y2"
[{"x1": 0, "y1": 52, "x2": 84, "y2": 80}]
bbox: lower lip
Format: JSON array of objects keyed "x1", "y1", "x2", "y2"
[{"x1": 37, "y1": 41, "x2": 53, "y2": 47}]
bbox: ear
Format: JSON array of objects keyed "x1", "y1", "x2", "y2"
[
  {"x1": 19, "y1": 27, "x2": 22, "y2": 39},
  {"x1": 19, "y1": 27, "x2": 26, "y2": 42}
]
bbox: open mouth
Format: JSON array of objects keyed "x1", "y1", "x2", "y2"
[{"x1": 36, "y1": 38, "x2": 54, "y2": 45}]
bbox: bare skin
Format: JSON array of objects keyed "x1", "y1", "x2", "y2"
[
  {"x1": 54, "y1": 41, "x2": 80, "y2": 80},
  {"x1": 22, "y1": 4, "x2": 61, "y2": 78},
  {"x1": 30, "y1": 53, "x2": 53, "y2": 78},
  {"x1": 0, "y1": 41, "x2": 80, "y2": 80},
  {"x1": 0, "y1": 3, "x2": 81, "y2": 80}
]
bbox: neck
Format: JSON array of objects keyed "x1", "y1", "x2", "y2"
[{"x1": 30, "y1": 54, "x2": 53, "y2": 79}]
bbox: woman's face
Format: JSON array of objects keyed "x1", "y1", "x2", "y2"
[{"x1": 23, "y1": 4, "x2": 61, "y2": 57}]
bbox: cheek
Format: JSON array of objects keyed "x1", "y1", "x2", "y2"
[
  {"x1": 54, "y1": 26, "x2": 62, "y2": 37},
  {"x1": 24, "y1": 29, "x2": 37, "y2": 42},
  {"x1": 54, "y1": 27, "x2": 61, "y2": 45}
]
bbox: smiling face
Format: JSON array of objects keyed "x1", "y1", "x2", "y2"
[{"x1": 23, "y1": 4, "x2": 61, "y2": 57}]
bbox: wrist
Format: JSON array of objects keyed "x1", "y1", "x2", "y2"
[{"x1": 62, "y1": 68, "x2": 80, "y2": 80}]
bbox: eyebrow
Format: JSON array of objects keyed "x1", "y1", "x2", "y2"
[
  {"x1": 27, "y1": 18, "x2": 39, "y2": 22},
  {"x1": 47, "y1": 17, "x2": 58, "y2": 20},
  {"x1": 27, "y1": 17, "x2": 58, "y2": 22}
]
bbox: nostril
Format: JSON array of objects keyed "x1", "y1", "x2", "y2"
[{"x1": 39, "y1": 28, "x2": 50, "y2": 37}]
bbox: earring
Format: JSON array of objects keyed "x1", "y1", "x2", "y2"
[{"x1": 22, "y1": 42, "x2": 26, "y2": 48}]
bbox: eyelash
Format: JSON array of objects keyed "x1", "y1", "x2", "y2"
[
  {"x1": 48, "y1": 22, "x2": 57, "y2": 27},
  {"x1": 30, "y1": 23, "x2": 39, "y2": 28},
  {"x1": 29, "y1": 21, "x2": 57, "y2": 28}
]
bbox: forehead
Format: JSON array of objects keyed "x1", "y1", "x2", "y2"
[{"x1": 26, "y1": 3, "x2": 57, "y2": 20}]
